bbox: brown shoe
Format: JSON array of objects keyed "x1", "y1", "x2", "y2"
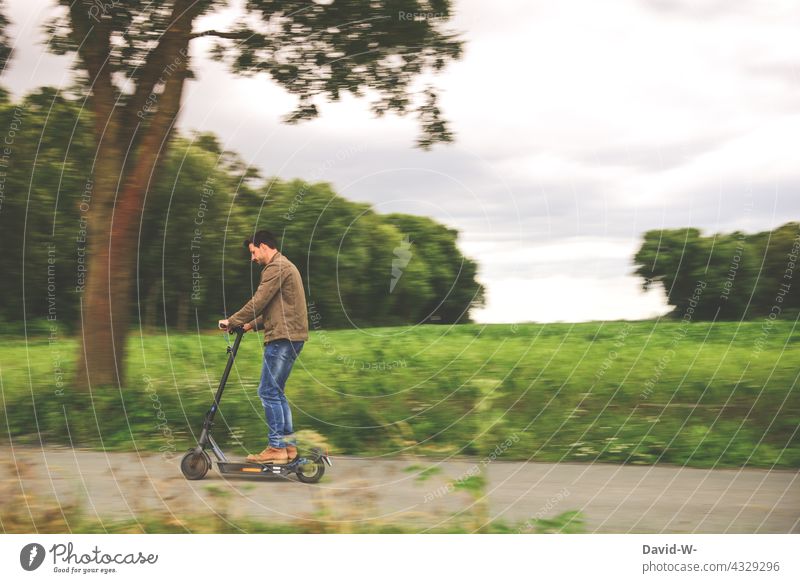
[
  {"x1": 247, "y1": 447, "x2": 288, "y2": 464},
  {"x1": 286, "y1": 445, "x2": 298, "y2": 460}
]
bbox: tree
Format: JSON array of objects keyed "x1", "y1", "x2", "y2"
[
  {"x1": 385, "y1": 213, "x2": 484, "y2": 322},
  {"x1": 0, "y1": 86, "x2": 483, "y2": 334},
  {"x1": 45, "y1": 0, "x2": 464, "y2": 388},
  {"x1": 634, "y1": 223, "x2": 800, "y2": 320},
  {"x1": 0, "y1": 88, "x2": 96, "y2": 332}
]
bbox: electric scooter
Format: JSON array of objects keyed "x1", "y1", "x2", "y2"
[{"x1": 180, "y1": 327, "x2": 331, "y2": 483}]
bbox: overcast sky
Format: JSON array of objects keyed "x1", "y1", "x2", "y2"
[{"x1": 4, "y1": 0, "x2": 799, "y2": 323}]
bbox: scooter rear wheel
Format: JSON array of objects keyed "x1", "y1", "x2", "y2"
[
  {"x1": 181, "y1": 450, "x2": 211, "y2": 480},
  {"x1": 296, "y1": 456, "x2": 325, "y2": 484}
]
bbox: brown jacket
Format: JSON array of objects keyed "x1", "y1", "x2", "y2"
[{"x1": 228, "y1": 251, "x2": 309, "y2": 343}]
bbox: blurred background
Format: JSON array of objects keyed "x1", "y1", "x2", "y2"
[{"x1": 0, "y1": 0, "x2": 797, "y2": 534}]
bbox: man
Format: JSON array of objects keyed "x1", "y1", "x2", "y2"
[{"x1": 218, "y1": 230, "x2": 309, "y2": 464}]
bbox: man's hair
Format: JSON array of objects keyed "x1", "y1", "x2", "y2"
[{"x1": 244, "y1": 230, "x2": 279, "y2": 250}]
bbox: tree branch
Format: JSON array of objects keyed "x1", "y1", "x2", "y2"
[
  {"x1": 67, "y1": 2, "x2": 124, "y2": 217},
  {"x1": 120, "y1": 0, "x2": 199, "y2": 140},
  {"x1": 113, "y1": 33, "x2": 190, "y2": 254},
  {"x1": 189, "y1": 29, "x2": 248, "y2": 40},
  {"x1": 68, "y1": 3, "x2": 115, "y2": 132}
]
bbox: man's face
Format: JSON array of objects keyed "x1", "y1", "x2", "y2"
[{"x1": 248, "y1": 243, "x2": 271, "y2": 265}]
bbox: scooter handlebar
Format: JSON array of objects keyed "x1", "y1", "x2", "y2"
[{"x1": 219, "y1": 322, "x2": 245, "y2": 335}]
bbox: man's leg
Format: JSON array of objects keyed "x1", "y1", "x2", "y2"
[
  {"x1": 249, "y1": 340, "x2": 304, "y2": 463},
  {"x1": 280, "y1": 341, "x2": 304, "y2": 452},
  {"x1": 256, "y1": 341, "x2": 286, "y2": 450}
]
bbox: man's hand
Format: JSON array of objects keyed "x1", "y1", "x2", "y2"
[
  {"x1": 218, "y1": 319, "x2": 229, "y2": 331},
  {"x1": 243, "y1": 322, "x2": 252, "y2": 332}
]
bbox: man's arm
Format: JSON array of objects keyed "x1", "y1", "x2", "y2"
[
  {"x1": 245, "y1": 315, "x2": 265, "y2": 331},
  {"x1": 227, "y1": 265, "x2": 282, "y2": 328}
]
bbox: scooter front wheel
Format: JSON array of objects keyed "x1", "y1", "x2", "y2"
[
  {"x1": 296, "y1": 456, "x2": 325, "y2": 484},
  {"x1": 181, "y1": 450, "x2": 211, "y2": 480}
]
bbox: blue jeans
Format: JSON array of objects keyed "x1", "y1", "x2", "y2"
[{"x1": 258, "y1": 339, "x2": 304, "y2": 448}]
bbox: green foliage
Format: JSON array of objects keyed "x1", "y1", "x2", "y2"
[
  {"x1": 634, "y1": 223, "x2": 800, "y2": 319},
  {"x1": 0, "y1": 89, "x2": 482, "y2": 331},
  {"x1": 45, "y1": 0, "x2": 463, "y2": 148},
  {"x1": 213, "y1": 0, "x2": 464, "y2": 147},
  {"x1": 0, "y1": 7, "x2": 11, "y2": 72},
  {"x1": 404, "y1": 464, "x2": 442, "y2": 482},
  {"x1": 453, "y1": 474, "x2": 486, "y2": 496},
  {"x1": 0, "y1": 88, "x2": 94, "y2": 332},
  {"x1": 1, "y1": 321, "x2": 797, "y2": 469},
  {"x1": 522, "y1": 511, "x2": 585, "y2": 534}
]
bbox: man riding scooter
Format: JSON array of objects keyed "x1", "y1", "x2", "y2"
[{"x1": 218, "y1": 230, "x2": 309, "y2": 464}]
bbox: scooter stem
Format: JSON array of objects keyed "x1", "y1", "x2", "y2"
[{"x1": 199, "y1": 327, "x2": 244, "y2": 444}]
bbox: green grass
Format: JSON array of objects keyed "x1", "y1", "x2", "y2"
[
  {"x1": 1, "y1": 321, "x2": 798, "y2": 468},
  {"x1": 41, "y1": 510, "x2": 583, "y2": 534},
  {"x1": 0, "y1": 491, "x2": 584, "y2": 534}
]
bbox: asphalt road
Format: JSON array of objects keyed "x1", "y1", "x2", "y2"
[{"x1": 3, "y1": 446, "x2": 798, "y2": 533}]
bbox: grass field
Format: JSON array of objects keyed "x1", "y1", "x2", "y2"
[{"x1": 1, "y1": 320, "x2": 798, "y2": 468}]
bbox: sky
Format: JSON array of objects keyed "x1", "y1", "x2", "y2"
[{"x1": 3, "y1": 0, "x2": 799, "y2": 323}]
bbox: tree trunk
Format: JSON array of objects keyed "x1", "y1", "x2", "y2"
[
  {"x1": 75, "y1": 199, "x2": 133, "y2": 388},
  {"x1": 72, "y1": 77, "x2": 125, "y2": 388},
  {"x1": 73, "y1": 3, "x2": 194, "y2": 389}
]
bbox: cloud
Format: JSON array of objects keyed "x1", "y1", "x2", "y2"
[
  {"x1": 572, "y1": 133, "x2": 734, "y2": 173},
  {"x1": 641, "y1": 0, "x2": 745, "y2": 20},
  {"x1": 471, "y1": 274, "x2": 670, "y2": 323}
]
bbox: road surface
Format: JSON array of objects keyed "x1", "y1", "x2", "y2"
[{"x1": 3, "y1": 446, "x2": 797, "y2": 533}]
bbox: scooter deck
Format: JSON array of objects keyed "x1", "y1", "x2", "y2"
[{"x1": 217, "y1": 460, "x2": 300, "y2": 475}]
